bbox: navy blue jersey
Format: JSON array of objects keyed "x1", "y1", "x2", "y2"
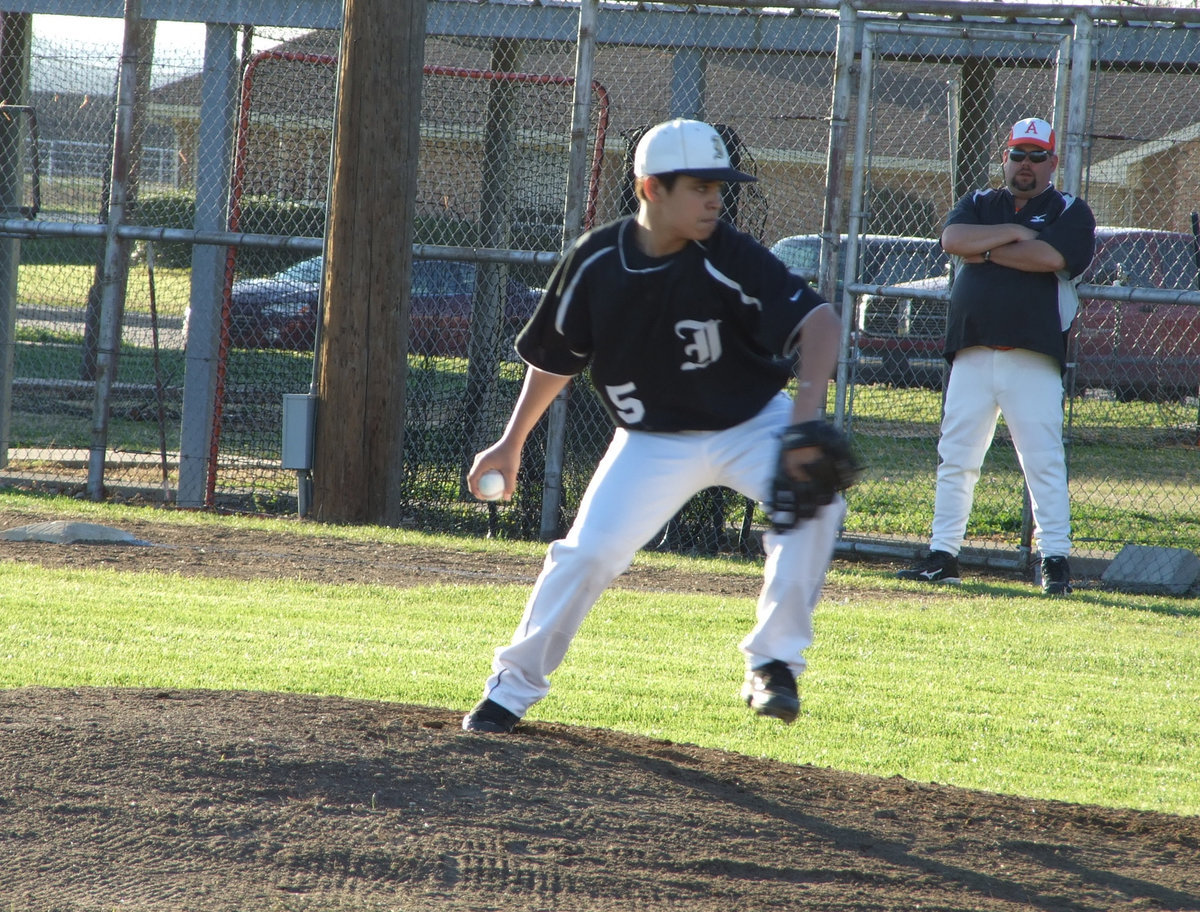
[
  {"x1": 515, "y1": 217, "x2": 830, "y2": 431},
  {"x1": 943, "y1": 184, "x2": 1095, "y2": 369}
]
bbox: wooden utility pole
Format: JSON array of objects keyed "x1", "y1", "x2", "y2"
[{"x1": 312, "y1": 0, "x2": 426, "y2": 524}]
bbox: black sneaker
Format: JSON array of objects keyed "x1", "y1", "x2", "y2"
[
  {"x1": 896, "y1": 549, "x2": 962, "y2": 584},
  {"x1": 462, "y1": 698, "x2": 520, "y2": 733},
  {"x1": 1041, "y1": 556, "x2": 1073, "y2": 597},
  {"x1": 742, "y1": 660, "x2": 800, "y2": 724}
]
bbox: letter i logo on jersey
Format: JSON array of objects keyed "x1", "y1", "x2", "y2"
[{"x1": 676, "y1": 319, "x2": 722, "y2": 370}]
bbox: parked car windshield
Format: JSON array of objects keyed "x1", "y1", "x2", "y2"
[
  {"x1": 250, "y1": 257, "x2": 514, "y2": 301},
  {"x1": 770, "y1": 236, "x2": 821, "y2": 276},
  {"x1": 265, "y1": 257, "x2": 490, "y2": 295},
  {"x1": 859, "y1": 239, "x2": 947, "y2": 286},
  {"x1": 1083, "y1": 231, "x2": 1199, "y2": 290},
  {"x1": 1088, "y1": 236, "x2": 1150, "y2": 285},
  {"x1": 412, "y1": 260, "x2": 476, "y2": 297},
  {"x1": 277, "y1": 256, "x2": 324, "y2": 285},
  {"x1": 1154, "y1": 236, "x2": 1200, "y2": 290},
  {"x1": 770, "y1": 234, "x2": 945, "y2": 286}
]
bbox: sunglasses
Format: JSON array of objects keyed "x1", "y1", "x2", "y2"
[{"x1": 1007, "y1": 149, "x2": 1051, "y2": 163}]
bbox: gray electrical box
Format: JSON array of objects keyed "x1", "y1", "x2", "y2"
[{"x1": 281, "y1": 394, "x2": 316, "y2": 470}]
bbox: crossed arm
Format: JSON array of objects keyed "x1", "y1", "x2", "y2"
[{"x1": 942, "y1": 223, "x2": 1067, "y2": 272}]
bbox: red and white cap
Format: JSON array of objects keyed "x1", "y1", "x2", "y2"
[
  {"x1": 1008, "y1": 117, "x2": 1055, "y2": 152},
  {"x1": 634, "y1": 119, "x2": 757, "y2": 182}
]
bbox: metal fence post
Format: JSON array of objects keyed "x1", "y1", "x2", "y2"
[
  {"x1": 177, "y1": 23, "x2": 240, "y2": 508},
  {"x1": 0, "y1": 13, "x2": 31, "y2": 470},
  {"x1": 837, "y1": 22, "x2": 876, "y2": 428},
  {"x1": 87, "y1": 0, "x2": 141, "y2": 501},
  {"x1": 539, "y1": 0, "x2": 598, "y2": 542},
  {"x1": 827, "y1": 1, "x2": 858, "y2": 428},
  {"x1": 1062, "y1": 11, "x2": 1094, "y2": 200}
]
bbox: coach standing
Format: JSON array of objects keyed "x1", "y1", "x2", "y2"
[{"x1": 897, "y1": 117, "x2": 1096, "y2": 596}]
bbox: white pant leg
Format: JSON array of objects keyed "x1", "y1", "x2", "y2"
[
  {"x1": 707, "y1": 393, "x2": 845, "y2": 679},
  {"x1": 739, "y1": 505, "x2": 844, "y2": 679},
  {"x1": 930, "y1": 347, "x2": 1002, "y2": 556},
  {"x1": 993, "y1": 349, "x2": 1071, "y2": 557},
  {"x1": 482, "y1": 426, "x2": 718, "y2": 716}
]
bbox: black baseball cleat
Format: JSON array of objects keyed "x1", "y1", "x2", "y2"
[
  {"x1": 742, "y1": 660, "x2": 800, "y2": 724},
  {"x1": 1041, "y1": 556, "x2": 1073, "y2": 597},
  {"x1": 462, "y1": 698, "x2": 521, "y2": 733},
  {"x1": 896, "y1": 549, "x2": 962, "y2": 584}
]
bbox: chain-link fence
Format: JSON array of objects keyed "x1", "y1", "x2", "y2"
[{"x1": 2, "y1": 2, "x2": 1199, "y2": 581}]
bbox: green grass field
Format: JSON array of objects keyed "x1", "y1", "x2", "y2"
[
  {"x1": 1, "y1": 494, "x2": 1196, "y2": 819},
  {"x1": 18, "y1": 262, "x2": 194, "y2": 317}
]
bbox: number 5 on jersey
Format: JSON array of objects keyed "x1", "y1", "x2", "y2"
[{"x1": 605, "y1": 382, "x2": 646, "y2": 424}]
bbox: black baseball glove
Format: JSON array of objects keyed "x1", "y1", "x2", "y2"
[{"x1": 768, "y1": 420, "x2": 863, "y2": 532}]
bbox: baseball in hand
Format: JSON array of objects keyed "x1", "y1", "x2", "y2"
[{"x1": 477, "y1": 469, "x2": 505, "y2": 501}]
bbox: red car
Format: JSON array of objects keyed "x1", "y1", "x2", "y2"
[
  {"x1": 222, "y1": 256, "x2": 542, "y2": 357},
  {"x1": 853, "y1": 227, "x2": 1200, "y2": 400},
  {"x1": 225, "y1": 255, "x2": 324, "y2": 350}
]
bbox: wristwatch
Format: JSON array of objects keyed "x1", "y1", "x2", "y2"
[{"x1": 982, "y1": 249, "x2": 992, "y2": 262}]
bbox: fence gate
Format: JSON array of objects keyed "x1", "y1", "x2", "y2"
[{"x1": 841, "y1": 18, "x2": 1084, "y2": 570}]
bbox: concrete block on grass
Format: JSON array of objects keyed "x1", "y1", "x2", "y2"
[
  {"x1": 1, "y1": 521, "x2": 151, "y2": 546},
  {"x1": 1101, "y1": 545, "x2": 1200, "y2": 596}
]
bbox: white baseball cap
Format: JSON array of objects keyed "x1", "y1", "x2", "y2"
[
  {"x1": 633, "y1": 118, "x2": 757, "y2": 183},
  {"x1": 1008, "y1": 117, "x2": 1055, "y2": 152}
]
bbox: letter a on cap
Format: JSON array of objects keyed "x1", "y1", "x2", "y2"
[{"x1": 1007, "y1": 117, "x2": 1055, "y2": 151}]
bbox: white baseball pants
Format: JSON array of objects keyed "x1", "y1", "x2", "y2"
[
  {"x1": 480, "y1": 391, "x2": 845, "y2": 718},
  {"x1": 930, "y1": 346, "x2": 1071, "y2": 559}
]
